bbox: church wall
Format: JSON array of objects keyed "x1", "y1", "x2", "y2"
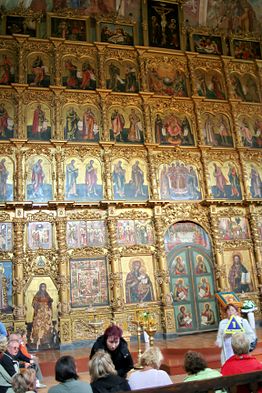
[{"x1": 0, "y1": 11, "x2": 261, "y2": 346}]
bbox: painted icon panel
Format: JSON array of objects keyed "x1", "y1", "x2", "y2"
[
  {"x1": 99, "y1": 22, "x2": 134, "y2": 45},
  {"x1": 238, "y1": 116, "x2": 262, "y2": 148},
  {"x1": 224, "y1": 250, "x2": 255, "y2": 293},
  {"x1": 27, "y1": 54, "x2": 51, "y2": 87},
  {"x1": 218, "y1": 217, "x2": 250, "y2": 241},
  {"x1": 26, "y1": 103, "x2": 51, "y2": 141},
  {"x1": 159, "y1": 162, "x2": 201, "y2": 200},
  {"x1": 231, "y1": 73, "x2": 260, "y2": 103},
  {"x1": 62, "y1": 58, "x2": 96, "y2": 90},
  {"x1": 112, "y1": 158, "x2": 149, "y2": 201},
  {"x1": 110, "y1": 108, "x2": 144, "y2": 144},
  {"x1": 0, "y1": 102, "x2": 15, "y2": 139},
  {"x1": 202, "y1": 113, "x2": 233, "y2": 147},
  {"x1": 64, "y1": 106, "x2": 100, "y2": 142},
  {"x1": 192, "y1": 34, "x2": 223, "y2": 55},
  {"x1": 154, "y1": 114, "x2": 194, "y2": 146},
  {"x1": 106, "y1": 62, "x2": 139, "y2": 93},
  {"x1": 67, "y1": 220, "x2": 107, "y2": 248},
  {"x1": 247, "y1": 164, "x2": 262, "y2": 199},
  {"x1": 116, "y1": 219, "x2": 154, "y2": 245},
  {"x1": 207, "y1": 161, "x2": 242, "y2": 200},
  {"x1": 26, "y1": 156, "x2": 53, "y2": 202},
  {"x1": 70, "y1": 257, "x2": 109, "y2": 307},
  {"x1": 0, "y1": 223, "x2": 12, "y2": 251},
  {"x1": 148, "y1": 65, "x2": 188, "y2": 96},
  {"x1": 65, "y1": 157, "x2": 103, "y2": 201},
  {"x1": 199, "y1": 301, "x2": 217, "y2": 327},
  {"x1": 0, "y1": 157, "x2": 13, "y2": 201},
  {"x1": 0, "y1": 52, "x2": 15, "y2": 85},
  {"x1": 121, "y1": 255, "x2": 155, "y2": 304},
  {"x1": 27, "y1": 222, "x2": 53, "y2": 250},
  {"x1": 0, "y1": 261, "x2": 12, "y2": 313}
]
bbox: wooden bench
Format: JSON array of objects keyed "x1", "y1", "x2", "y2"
[{"x1": 125, "y1": 370, "x2": 262, "y2": 393}]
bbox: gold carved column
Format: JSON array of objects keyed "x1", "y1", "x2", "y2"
[
  {"x1": 153, "y1": 207, "x2": 175, "y2": 333},
  {"x1": 96, "y1": 44, "x2": 107, "y2": 89},
  {"x1": 249, "y1": 206, "x2": 262, "y2": 297},
  {"x1": 13, "y1": 218, "x2": 26, "y2": 329},
  {"x1": 56, "y1": 216, "x2": 71, "y2": 344},
  {"x1": 140, "y1": 92, "x2": 153, "y2": 143},
  {"x1": 102, "y1": 144, "x2": 113, "y2": 200},
  {"x1": 107, "y1": 212, "x2": 123, "y2": 320}
]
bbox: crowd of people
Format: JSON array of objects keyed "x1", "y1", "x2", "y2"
[{"x1": 0, "y1": 306, "x2": 261, "y2": 393}]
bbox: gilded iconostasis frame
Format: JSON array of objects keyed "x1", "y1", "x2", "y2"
[{"x1": 0, "y1": 1, "x2": 261, "y2": 348}]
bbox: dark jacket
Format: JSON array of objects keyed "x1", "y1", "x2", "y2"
[
  {"x1": 90, "y1": 336, "x2": 133, "y2": 377},
  {"x1": 91, "y1": 374, "x2": 130, "y2": 393}
]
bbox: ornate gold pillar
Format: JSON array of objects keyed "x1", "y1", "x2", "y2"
[
  {"x1": 97, "y1": 90, "x2": 110, "y2": 141},
  {"x1": 146, "y1": 147, "x2": 158, "y2": 200},
  {"x1": 50, "y1": 87, "x2": 65, "y2": 140},
  {"x1": 249, "y1": 206, "x2": 262, "y2": 296},
  {"x1": 140, "y1": 92, "x2": 153, "y2": 143},
  {"x1": 107, "y1": 211, "x2": 123, "y2": 317},
  {"x1": 14, "y1": 35, "x2": 28, "y2": 84},
  {"x1": 222, "y1": 57, "x2": 235, "y2": 99},
  {"x1": 51, "y1": 39, "x2": 64, "y2": 86},
  {"x1": 102, "y1": 144, "x2": 113, "y2": 200},
  {"x1": 96, "y1": 44, "x2": 107, "y2": 89},
  {"x1": 13, "y1": 218, "x2": 26, "y2": 325},
  {"x1": 56, "y1": 215, "x2": 71, "y2": 344},
  {"x1": 136, "y1": 49, "x2": 148, "y2": 92},
  {"x1": 153, "y1": 207, "x2": 175, "y2": 333}
]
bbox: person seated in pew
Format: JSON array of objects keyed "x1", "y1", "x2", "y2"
[
  {"x1": 128, "y1": 347, "x2": 172, "y2": 390},
  {"x1": 184, "y1": 351, "x2": 224, "y2": 393},
  {"x1": 221, "y1": 333, "x2": 262, "y2": 393}
]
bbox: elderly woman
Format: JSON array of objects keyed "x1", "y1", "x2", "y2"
[
  {"x1": 184, "y1": 351, "x2": 223, "y2": 393},
  {"x1": 128, "y1": 347, "x2": 172, "y2": 389},
  {"x1": 215, "y1": 303, "x2": 256, "y2": 365},
  {"x1": 89, "y1": 350, "x2": 130, "y2": 393},
  {"x1": 90, "y1": 325, "x2": 133, "y2": 377},
  {"x1": 221, "y1": 333, "x2": 262, "y2": 393},
  {"x1": 0, "y1": 335, "x2": 18, "y2": 393},
  {"x1": 12, "y1": 369, "x2": 36, "y2": 393},
  {"x1": 48, "y1": 355, "x2": 92, "y2": 393}
]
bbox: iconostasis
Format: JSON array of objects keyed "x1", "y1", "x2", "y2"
[{"x1": 0, "y1": 3, "x2": 261, "y2": 348}]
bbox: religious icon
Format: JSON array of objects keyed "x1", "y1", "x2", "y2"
[
  {"x1": 232, "y1": 39, "x2": 261, "y2": 60},
  {"x1": 249, "y1": 164, "x2": 262, "y2": 199},
  {"x1": 67, "y1": 220, "x2": 106, "y2": 248},
  {"x1": 63, "y1": 59, "x2": 96, "y2": 90},
  {"x1": 27, "y1": 55, "x2": 50, "y2": 87},
  {"x1": 125, "y1": 257, "x2": 154, "y2": 303},
  {"x1": 176, "y1": 305, "x2": 193, "y2": 328},
  {"x1": 197, "y1": 277, "x2": 212, "y2": 298},
  {"x1": 201, "y1": 303, "x2": 216, "y2": 326},
  {"x1": 112, "y1": 158, "x2": 148, "y2": 201},
  {"x1": 106, "y1": 62, "x2": 139, "y2": 93},
  {"x1": 172, "y1": 255, "x2": 187, "y2": 275},
  {"x1": 208, "y1": 161, "x2": 242, "y2": 200},
  {"x1": 64, "y1": 107, "x2": 80, "y2": 140},
  {"x1": 110, "y1": 107, "x2": 144, "y2": 144},
  {"x1": 196, "y1": 69, "x2": 226, "y2": 100},
  {"x1": 99, "y1": 22, "x2": 134, "y2": 45},
  {"x1": 5, "y1": 15, "x2": 37, "y2": 37},
  {"x1": 70, "y1": 257, "x2": 109, "y2": 307},
  {"x1": 0, "y1": 103, "x2": 15, "y2": 139},
  {"x1": 148, "y1": 65, "x2": 187, "y2": 96},
  {"x1": 64, "y1": 157, "x2": 103, "y2": 202},
  {"x1": 174, "y1": 278, "x2": 189, "y2": 302},
  {"x1": 147, "y1": 0, "x2": 180, "y2": 49},
  {"x1": 195, "y1": 255, "x2": 208, "y2": 274},
  {"x1": 0, "y1": 157, "x2": 13, "y2": 201},
  {"x1": 228, "y1": 252, "x2": 253, "y2": 293},
  {"x1": 218, "y1": 217, "x2": 250, "y2": 241},
  {"x1": 159, "y1": 161, "x2": 201, "y2": 200},
  {"x1": 238, "y1": 116, "x2": 262, "y2": 148},
  {"x1": 164, "y1": 222, "x2": 210, "y2": 252},
  {"x1": 27, "y1": 222, "x2": 52, "y2": 250},
  {"x1": 0, "y1": 223, "x2": 12, "y2": 251},
  {"x1": 0, "y1": 261, "x2": 12, "y2": 313},
  {"x1": 49, "y1": 15, "x2": 88, "y2": 41},
  {"x1": 116, "y1": 219, "x2": 153, "y2": 246},
  {"x1": 231, "y1": 73, "x2": 260, "y2": 103},
  {"x1": 26, "y1": 157, "x2": 53, "y2": 202},
  {"x1": 0, "y1": 53, "x2": 15, "y2": 85},
  {"x1": 202, "y1": 113, "x2": 233, "y2": 147},
  {"x1": 155, "y1": 114, "x2": 194, "y2": 146},
  {"x1": 26, "y1": 104, "x2": 51, "y2": 141},
  {"x1": 191, "y1": 34, "x2": 223, "y2": 55}
]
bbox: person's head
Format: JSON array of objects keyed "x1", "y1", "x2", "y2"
[
  {"x1": 231, "y1": 333, "x2": 250, "y2": 355},
  {"x1": 55, "y1": 355, "x2": 78, "y2": 383},
  {"x1": 0, "y1": 335, "x2": 7, "y2": 353},
  {"x1": 16, "y1": 329, "x2": 27, "y2": 343},
  {"x1": 39, "y1": 283, "x2": 46, "y2": 292},
  {"x1": 225, "y1": 303, "x2": 239, "y2": 318},
  {"x1": 7, "y1": 340, "x2": 19, "y2": 357},
  {"x1": 89, "y1": 350, "x2": 117, "y2": 382},
  {"x1": 180, "y1": 306, "x2": 186, "y2": 314},
  {"x1": 12, "y1": 368, "x2": 36, "y2": 393},
  {"x1": 233, "y1": 253, "x2": 241, "y2": 264},
  {"x1": 140, "y1": 347, "x2": 163, "y2": 369},
  {"x1": 104, "y1": 325, "x2": 123, "y2": 352},
  {"x1": 184, "y1": 351, "x2": 207, "y2": 375}
]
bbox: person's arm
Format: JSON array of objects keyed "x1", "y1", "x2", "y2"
[
  {"x1": 19, "y1": 343, "x2": 32, "y2": 359},
  {"x1": 1, "y1": 354, "x2": 17, "y2": 376},
  {"x1": 15, "y1": 349, "x2": 31, "y2": 363},
  {"x1": 118, "y1": 349, "x2": 134, "y2": 377},
  {"x1": 215, "y1": 320, "x2": 225, "y2": 347},
  {"x1": 242, "y1": 318, "x2": 256, "y2": 342}
]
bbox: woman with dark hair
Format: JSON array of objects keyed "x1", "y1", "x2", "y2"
[
  {"x1": 215, "y1": 304, "x2": 256, "y2": 365},
  {"x1": 184, "y1": 351, "x2": 223, "y2": 393},
  {"x1": 48, "y1": 355, "x2": 92, "y2": 393},
  {"x1": 90, "y1": 325, "x2": 133, "y2": 378}
]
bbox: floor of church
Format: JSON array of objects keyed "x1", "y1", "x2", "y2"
[{"x1": 37, "y1": 328, "x2": 262, "y2": 392}]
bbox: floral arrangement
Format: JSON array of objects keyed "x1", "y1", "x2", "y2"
[{"x1": 242, "y1": 300, "x2": 257, "y2": 310}]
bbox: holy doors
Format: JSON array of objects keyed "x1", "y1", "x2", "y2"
[{"x1": 165, "y1": 221, "x2": 219, "y2": 333}]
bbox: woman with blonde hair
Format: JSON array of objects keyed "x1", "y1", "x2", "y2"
[
  {"x1": 89, "y1": 350, "x2": 130, "y2": 393},
  {"x1": 12, "y1": 369, "x2": 36, "y2": 393},
  {"x1": 128, "y1": 347, "x2": 172, "y2": 390}
]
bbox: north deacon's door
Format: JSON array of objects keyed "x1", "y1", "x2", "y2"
[{"x1": 165, "y1": 221, "x2": 219, "y2": 333}]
